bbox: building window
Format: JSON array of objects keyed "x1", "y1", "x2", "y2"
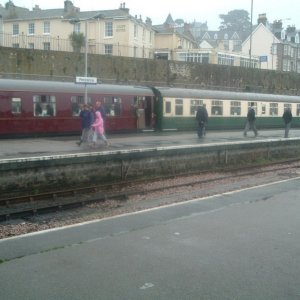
[
  {"x1": 44, "y1": 21, "x2": 50, "y2": 34},
  {"x1": 12, "y1": 24, "x2": 19, "y2": 35},
  {"x1": 211, "y1": 100, "x2": 223, "y2": 115},
  {"x1": 28, "y1": 23, "x2": 35, "y2": 35},
  {"x1": 28, "y1": 43, "x2": 34, "y2": 49},
  {"x1": 43, "y1": 42, "x2": 51, "y2": 50},
  {"x1": 105, "y1": 22, "x2": 113, "y2": 37},
  {"x1": 74, "y1": 23, "x2": 80, "y2": 34},
  {"x1": 103, "y1": 97, "x2": 122, "y2": 116},
  {"x1": 104, "y1": 44, "x2": 113, "y2": 55},
  {"x1": 11, "y1": 98, "x2": 21, "y2": 114},
  {"x1": 230, "y1": 101, "x2": 241, "y2": 115},
  {"x1": 33, "y1": 95, "x2": 56, "y2": 117},
  {"x1": 218, "y1": 54, "x2": 234, "y2": 66},
  {"x1": 134, "y1": 46, "x2": 137, "y2": 57},
  {"x1": 269, "y1": 103, "x2": 278, "y2": 116},
  {"x1": 190, "y1": 99, "x2": 203, "y2": 115},
  {"x1": 12, "y1": 43, "x2": 19, "y2": 48},
  {"x1": 134, "y1": 24, "x2": 138, "y2": 38},
  {"x1": 233, "y1": 40, "x2": 242, "y2": 52},
  {"x1": 175, "y1": 99, "x2": 183, "y2": 115}
]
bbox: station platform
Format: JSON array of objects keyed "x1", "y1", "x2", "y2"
[{"x1": 0, "y1": 129, "x2": 298, "y2": 160}]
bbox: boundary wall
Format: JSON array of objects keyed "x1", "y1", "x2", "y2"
[
  {"x1": 1, "y1": 138, "x2": 300, "y2": 198},
  {"x1": 1, "y1": 47, "x2": 300, "y2": 94}
]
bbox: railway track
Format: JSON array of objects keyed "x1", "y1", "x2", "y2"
[{"x1": 1, "y1": 159, "x2": 300, "y2": 222}]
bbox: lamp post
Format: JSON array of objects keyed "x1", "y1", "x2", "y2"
[
  {"x1": 249, "y1": 0, "x2": 253, "y2": 68},
  {"x1": 70, "y1": 13, "x2": 101, "y2": 104}
]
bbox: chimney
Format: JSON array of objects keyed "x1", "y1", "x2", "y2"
[
  {"x1": 257, "y1": 13, "x2": 267, "y2": 26},
  {"x1": 64, "y1": 0, "x2": 74, "y2": 13}
]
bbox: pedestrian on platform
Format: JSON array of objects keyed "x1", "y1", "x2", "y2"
[
  {"x1": 91, "y1": 111, "x2": 109, "y2": 147},
  {"x1": 77, "y1": 104, "x2": 93, "y2": 146},
  {"x1": 196, "y1": 104, "x2": 208, "y2": 138},
  {"x1": 95, "y1": 100, "x2": 106, "y2": 120},
  {"x1": 282, "y1": 107, "x2": 293, "y2": 138},
  {"x1": 243, "y1": 102, "x2": 258, "y2": 137}
]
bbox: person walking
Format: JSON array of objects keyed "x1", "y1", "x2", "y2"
[
  {"x1": 282, "y1": 107, "x2": 292, "y2": 138},
  {"x1": 243, "y1": 102, "x2": 258, "y2": 137},
  {"x1": 91, "y1": 111, "x2": 109, "y2": 147},
  {"x1": 77, "y1": 104, "x2": 93, "y2": 146},
  {"x1": 196, "y1": 104, "x2": 208, "y2": 138}
]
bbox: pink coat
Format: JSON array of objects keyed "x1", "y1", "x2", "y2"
[{"x1": 92, "y1": 111, "x2": 104, "y2": 134}]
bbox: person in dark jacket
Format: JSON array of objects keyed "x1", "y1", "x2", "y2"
[
  {"x1": 282, "y1": 107, "x2": 293, "y2": 138},
  {"x1": 196, "y1": 104, "x2": 208, "y2": 138},
  {"x1": 77, "y1": 104, "x2": 93, "y2": 146},
  {"x1": 243, "y1": 102, "x2": 258, "y2": 137}
]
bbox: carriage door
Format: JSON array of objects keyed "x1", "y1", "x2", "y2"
[{"x1": 144, "y1": 96, "x2": 153, "y2": 128}]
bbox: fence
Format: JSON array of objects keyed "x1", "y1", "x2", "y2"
[{"x1": 0, "y1": 32, "x2": 155, "y2": 59}]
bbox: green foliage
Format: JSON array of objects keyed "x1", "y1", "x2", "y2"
[
  {"x1": 69, "y1": 32, "x2": 85, "y2": 52},
  {"x1": 219, "y1": 9, "x2": 251, "y2": 32}
]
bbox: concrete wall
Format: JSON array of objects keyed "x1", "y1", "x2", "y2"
[
  {"x1": 1, "y1": 47, "x2": 300, "y2": 94},
  {"x1": 1, "y1": 139, "x2": 300, "y2": 198}
]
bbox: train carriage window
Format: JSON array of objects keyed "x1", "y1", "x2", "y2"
[
  {"x1": 261, "y1": 104, "x2": 266, "y2": 115},
  {"x1": 71, "y1": 96, "x2": 88, "y2": 116},
  {"x1": 297, "y1": 104, "x2": 300, "y2": 116},
  {"x1": 269, "y1": 103, "x2": 278, "y2": 116},
  {"x1": 248, "y1": 102, "x2": 257, "y2": 114},
  {"x1": 33, "y1": 95, "x2": 56, "y2": 117},
  {"x1": 175, "y1": 99, "x2": 183, "y2": 115},
  {"x1": 230, "y1": 101, "x2": 241, "y2": 116},
  {"x1": 211, "y1": 100, "x2": 223, "y2": 115},
  {"x1": 284, "y1": 103, "x2": 292, "y2": 111},
  {"x1": 165, "y1": 101, "x2": 171, "y2": 114},
  {"x1": 103, "y1": 97, "x2": 122, "y2": 116},
  {"x1": 11, "y1": 98, "x2": 22, "y2": 114},
  {"x1": 190, "y1": 99, "x2": 203, "y2": 115}
]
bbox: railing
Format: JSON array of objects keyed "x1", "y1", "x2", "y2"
[{"x1": 0, "y1": 32, "x2": 155, "y2": 59}]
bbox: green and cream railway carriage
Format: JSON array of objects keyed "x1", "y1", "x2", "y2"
[{"x1": 152, "y1": 87, "x2": 300, "y2": 131}]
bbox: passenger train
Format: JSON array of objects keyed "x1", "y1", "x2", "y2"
[{"x1": 0, "y1": 78, "x2": 299, "y2": 137}]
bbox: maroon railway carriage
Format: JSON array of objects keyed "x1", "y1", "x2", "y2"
[{"x1": 0, "y1": 79, "x2": 155, "y2": 137}]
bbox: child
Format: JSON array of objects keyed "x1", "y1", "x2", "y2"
[{"x1": 91, "y1": 111, "x2": 109, "y2": 147}]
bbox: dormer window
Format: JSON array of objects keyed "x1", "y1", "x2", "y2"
[
  {"x1": 295, "y1": 33, "x2": 299, "y2": 44},
  {"x1": 281, "y1": 29, "x2": 286, "y2": 40},
  {"x1": 214, "y1": 33, "x2": 218, "y2": 39},
  {"x1": 224, "y1": 33, "x2": 228, "y2": 39}
]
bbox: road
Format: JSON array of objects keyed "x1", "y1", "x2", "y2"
[{"x1": 1, "y1": 177, "x2": 300, "y2": 299}]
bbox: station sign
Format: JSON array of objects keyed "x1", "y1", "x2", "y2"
[{"x1": 76, "y1": 76, "x2": 97, "y2": 84}]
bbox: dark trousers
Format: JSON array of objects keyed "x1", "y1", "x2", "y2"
[{"x1": 197, "y1": 122, "x2": 205, "y2": 138}]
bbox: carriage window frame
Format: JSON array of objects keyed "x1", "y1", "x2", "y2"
[
  {"x1": 190, "y1": 99, "x2": 203, "y2": 116},
  {"x1": 284, "y1": 103, "x2": 292, "y2": 111},
  {"x1": 165, "y1": 101, "x2": 171, "y2": 114},
  {"x1": 33, "y1": 95, "x2": 56, "y2": 117},
  {"x1": 71, "y1": 96, "x2": 85, "y2": 116},
  {"x1": 175, "y1": 99, "x2": 183, "y2": 116},
  {"x1": 269, "y1": 103, "x2": 278, "y2": 116},
  {"x1": 211, "y1": 100, "x2": 223, "y2": 116},
  {"x1": 261, "y1": 103, "x2": 266, "y2": 115},
  {"x1": 297, "y1": 104, "x2": 300, "y2": 116},
  {"x1": 11, "y1": 97, "x2": 22, "y2": 114},
  {"x1": 230, "y1": 101, "x2": 241, "y2": 116},
  {"x1": 247, "y1": 102, "x2": 257, "y2": 114},
  {"x1": 103, "y1": 96, "x2": 122, "y2": 116}
]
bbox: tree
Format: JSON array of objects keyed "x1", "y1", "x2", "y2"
[
  {"x1": 219, "y1": 9, "x2": 251, "y2": 32},
  {"x1": 69, "y1": 32, "x2": 85, "y2": 52},
  {"x1": 175, "y1": 19, "x2": 184, "y2": 27}
]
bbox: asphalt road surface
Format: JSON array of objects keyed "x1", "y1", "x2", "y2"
[{"x1": 1, "y1": 177, "x2": 300, "y2": 299}]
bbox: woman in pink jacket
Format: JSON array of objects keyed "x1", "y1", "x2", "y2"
[{"x1": 91, "y1": 111, "x2": 109, "y2": 147}]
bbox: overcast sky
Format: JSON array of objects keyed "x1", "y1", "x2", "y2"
[{"x1": 2, "y1": 0, "x2": 299, "y2": 30}]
